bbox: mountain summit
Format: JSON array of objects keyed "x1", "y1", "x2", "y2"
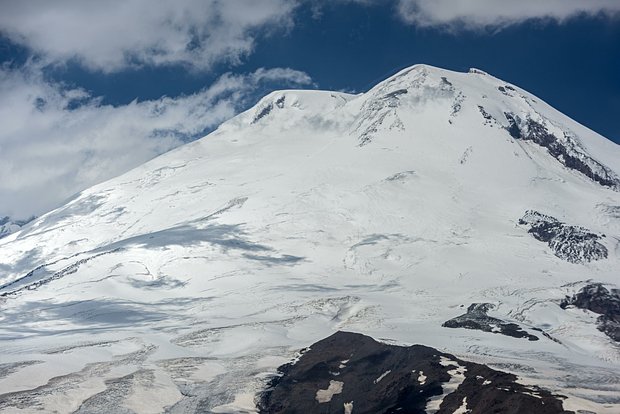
[{"x1": 1, "y1": 64, "x2": 619, "y2": 413}]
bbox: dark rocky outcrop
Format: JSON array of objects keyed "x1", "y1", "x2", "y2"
[
  {"x1": 477, "y1": 105, "x2": 499, "y2": 127},
  {"x1": 275, "y1": 96, "x2": 286, "y2": 108},
  {"x1": 442, "y1": 303, "x2": 539, "y2": 341},
  {"x1": 258, "y1": 331, "x2": 572, "y2": 414},
  {"x1": 252, "y1": 103, "x2": 274, "y2": 123},
  {"x1": 252, "y1": 96, "x2": 286, "y2": 124},
  {"x1": 561, "y1": 283, "x2": 620, "y2": 342},
  {"x1": 383, "y1": 89, "x2": 408, "y2": 100},
  {"x1": 440, "y1": 77, "x2": 453, "y2": 87},
  {"x1": 498, "y1": 85, "x2": 516, "y2": 96},
  {"x1": 503, "y1": 113, "x2": 620, "y2": 190},
  {"x1": 504, "y1": 112, "x2": 522, "y2": 139},
  {"x1": 519, "y1": 210, "x2": 607, "y2": 263}
]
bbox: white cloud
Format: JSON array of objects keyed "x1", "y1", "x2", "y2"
[
  {"x1": 2, "y1": 0, "x2": 617, "y2": 72},
  {"x1": 0, "y1": 0, "x2": 296, "y2": 72},
  {"x1": 0, "y1": 1, "x2": 312, "y2": 220},
  {"x1": 0, "y1": 66, "x2": 312, "y2": 219},
  {"x1": 396, "y1": 0, "x2": 620, "y2": 29}
]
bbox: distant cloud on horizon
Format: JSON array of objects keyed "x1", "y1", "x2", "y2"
[
  {"x1": 1, "y1": 0, "x2": 618, "y2": 75},
  {"x1": 0, "y1": 0, "x2": 295, "y2": 73},
  {"x1": 395, "y1": 0, "x2": 620, "y2": 29}
]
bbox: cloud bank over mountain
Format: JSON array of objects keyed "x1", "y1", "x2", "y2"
[{"x1": 0, "y1": 66, "x2": 311, "y2": 218}]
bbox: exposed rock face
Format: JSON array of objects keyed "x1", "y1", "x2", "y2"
[
  {"x1": 352, "y1": 66, "x2": 467, "y2": 146},
  {"x1": 477, "y1": 105, "x2": 495, "y2": 126},
  {"x1": 561, "y1": 283, "x2": 620, "y2": 342},
  {"x1": 519, "y1": 210, "x2": 607, "y2": 263},
  {"x1": 253, "y1": 102, "x2": 275, "y2": 124},
  {"x1": 442, "y1": 303, "x2": 539, "y2": 341},
  {"x1": 498, "y1": 85, "x2": 516, "y2": 96},
  {"x1": 504, "y1": 112, "x2": 522, "y2": 139},
  {"x1": 258, "y1": 331, "x2": 572, "y2": 414},
  {"x1": 251, "y1": 96, "x2": 287, "y2": 124},
  {"x1": 503, "y1": 113, "x2": 620, "y2": 190},
  {"x1": 354, "y1": 88, "x2": 408, "y2": 146}
]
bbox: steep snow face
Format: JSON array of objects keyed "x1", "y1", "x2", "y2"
[{"x1": 1, "y1": 64, "x2": 620, "y2": 413}]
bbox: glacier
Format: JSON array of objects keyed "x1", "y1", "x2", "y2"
[{"x1": 0, "y1": 64, "x2": 619, "y2": 413}]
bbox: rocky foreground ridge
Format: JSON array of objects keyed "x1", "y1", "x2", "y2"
[{"x1": 259, "y1": 331, "x2": 573, "y2": 414}]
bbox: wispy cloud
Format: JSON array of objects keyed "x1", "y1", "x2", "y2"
[
  {"x1": 0, "y1": 0, "x2": 296, "y2": 72},
  {"x1": 0, "y1": 66, "x2": 312, "y2": 219},
  {"x1": 395, "y1": 0, "x2": 620, "y2": 29}
]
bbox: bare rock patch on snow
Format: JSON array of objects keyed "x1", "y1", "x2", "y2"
[
  {"x1": 519, "y1": 210, "x2": 608, "y2": 264},
  {"x1": 442, "y1": 303, "x2": 539, "y2": 341},
  {"x1": 257, "y1": 331, "x2": 571, "y2": 413},
  {"x1": 561, "y1": 283, "x2": 620, "y2": 342}
]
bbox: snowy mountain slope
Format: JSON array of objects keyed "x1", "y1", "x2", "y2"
[
  {"x1": 0, "y1": 216, "x2": 34, "y2": 239},
  {"x1": 0, "y1": 64, "x2": 619, "y2": 413}
]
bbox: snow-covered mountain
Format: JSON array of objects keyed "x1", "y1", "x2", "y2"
[
  {"x1": 1, "y1": 64, "x2": 619, "y2": 413},
  {"x1": 0, "y1": 216, "x2": 34, "y2": 239}
]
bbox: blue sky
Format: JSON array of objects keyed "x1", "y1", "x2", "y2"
[{"x1": 0, "y1": 0, "x2": 619, "y2": 219}]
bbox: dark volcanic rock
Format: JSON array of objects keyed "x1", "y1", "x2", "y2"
[
  {"x1": 275, "y1": 96, "x2": 286, "y2": 108},
  {"x1": 561, "y1": 283, "x2": 620, "y2": 342},
  {"x1": 504, "y1": 112, "x2": 522, "y2": 139},
  {"x1": 477, "y1": 105, "x2": 498, "y2": 127},
  {"x1": 383, "y1": 88, "x2": 408, "y2": 100},
  {"x1": 442, "y1": 303, "x2": 539, "y2": 341},
  {"x1": 252, "y1": 103, "x2": 274, "y2": 123},
  {"x1": 519, "y1": 210, "x2": 607, "y2": 263},
  {"x1": 251, "y1": 96, "x2": 286, "y2": 123},
  {"x1": 502, "y1": 113, "x2": 620, "y2": 190},
  {"x1": 258, "y1": 331, "x2": 572, "y2": 414}
]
